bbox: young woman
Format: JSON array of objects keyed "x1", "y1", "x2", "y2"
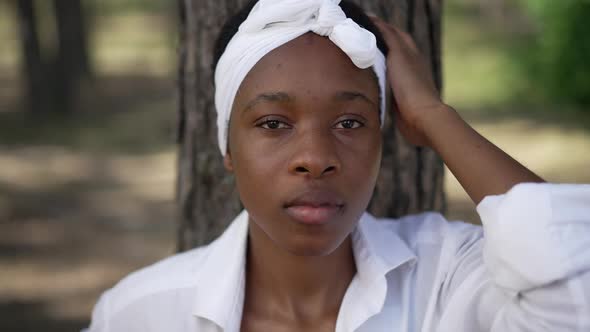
[{"x1": 86, "y1": 1, "x2": 590, "y2": 331}]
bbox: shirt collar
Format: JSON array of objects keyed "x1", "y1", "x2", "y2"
[
  {"x1": 352, "y1": 212, "x2": 417, "y2": 282},
  {"x1": 338, "y1": 212, "x2": 417, "y2": 331},
  {"x1": 192, "y1": 210, "x2": 249, "y2": 330},
  {"x1": 192, "y1": 210, "x2": 417, "y2": 331}
]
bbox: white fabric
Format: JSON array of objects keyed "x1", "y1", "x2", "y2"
[
  {"x1": 85, "y1": 182, "x2": 590, "y2": 331},
  {"x1": 214, "y1": 0, "x2": 387, "y2": 156}
]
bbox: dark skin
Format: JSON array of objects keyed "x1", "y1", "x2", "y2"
[
  {"x1": 225, "y1": 33, "x2": 381, "y2": 331},
  {"x1": 223, "y1": 19, "x2": 544, "y2": 332}
]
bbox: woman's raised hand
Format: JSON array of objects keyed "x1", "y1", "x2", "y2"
[
  {"x1": 370, "y1": 15, "x2": 445, "y2": 147},
  {"x1": 370, "y1": 15, "x2": 544, "y2": 203}
]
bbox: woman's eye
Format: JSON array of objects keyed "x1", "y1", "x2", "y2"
[
  {"x1": 335, "y1": 119, "x2": 363, "y2": 129},
  {"x1": 258, "y1": 119, "x2": 291, "y2": 129}
]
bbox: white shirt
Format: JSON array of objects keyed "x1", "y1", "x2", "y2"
[{"x1": 85, "y1": 183, "x2": 590, "y2": 331}]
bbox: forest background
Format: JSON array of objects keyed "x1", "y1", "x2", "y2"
[{"x1": 0, "y1": 0, "x2": 589, "y2": 330}]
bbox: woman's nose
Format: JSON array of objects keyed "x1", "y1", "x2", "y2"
[{"x1": 288, "y1": 129, "x2": 341, "y2": 178}]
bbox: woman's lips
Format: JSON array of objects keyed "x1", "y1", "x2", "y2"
[
  {"x1": 284, "y1": 190, "x2": 345, "y2": 225},
  {"x1": 284, "y1": 204, "x2": 342, "y2": 225}
]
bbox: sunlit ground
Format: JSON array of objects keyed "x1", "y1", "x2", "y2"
[
  {"x1": 0, "y1": 5, "x2": 178, "y2": 330},
  {"x1": 0, "y1": 1, "x2": 589, "y2": 330}
]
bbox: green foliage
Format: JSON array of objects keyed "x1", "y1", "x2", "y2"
[
  {"x1": 443, "y1": 0, "x2": 530, "y2": 108},
  {"x1": 519, "y1": 0, "x2": 590, "y2": 106}
]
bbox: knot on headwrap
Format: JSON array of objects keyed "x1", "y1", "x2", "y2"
[
  {"x1": 240, "y1": 0, "x2": 377, "y2": 68},
  {"x1": 214, "y1": 0, "x2": 387, "y2": 156}
]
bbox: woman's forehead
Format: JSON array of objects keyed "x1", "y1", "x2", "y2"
[{"x1": 237, "y1": 33, "x2": 378, "y2": 99}]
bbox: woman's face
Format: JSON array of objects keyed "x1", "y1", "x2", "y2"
[{"x1": 225, "y1": 32, "x2": 382, "y2": 256}]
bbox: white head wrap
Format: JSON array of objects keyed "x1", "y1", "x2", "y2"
[{"x1": 214, "y1": 0, "x2": 387, "y2": 156}]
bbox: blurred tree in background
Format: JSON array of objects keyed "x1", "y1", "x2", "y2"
[
  {"x1": 518, "y1": 0, "x2": 590, "y2": 106},
  {"x1": 15, "y1": 0, "x2": 91, "y2": 114},
  {"x1": 12, "y1": 0, "x2": 589, "y2": 116}
]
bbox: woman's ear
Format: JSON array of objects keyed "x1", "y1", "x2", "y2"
[{"x1": 223, "y1": 150, "x2": 234, "y2": 172}]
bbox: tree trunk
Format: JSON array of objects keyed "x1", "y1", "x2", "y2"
[
  {"x1": 176, "y1": 0, "x2": 445, "y2": 251},
  {"x1": 15, "y1": 0, "x2": 91, "y2": 114},
  {"x1": 53, "y1": 0, "x2": 91, "y2": 78},
  {"x1": 16, "y1": 0, "x2": 49, "y2": 114},
  {"x1": 52, "y1": 0, "x2": 91, "y2": 113}
]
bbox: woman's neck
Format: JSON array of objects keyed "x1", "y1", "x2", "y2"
[{"x1": 243, "y1": 220, "x2": 356, "y2": 326}]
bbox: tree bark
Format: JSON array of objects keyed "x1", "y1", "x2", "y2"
[
  {"x1": 16, "y1": 0, "x2": 49, "y2": 114},
  {"x1": 176, "y1": 0, "x2": 446, "y2": 251},
  {"x1": 52, "y1": 0, "x2": 91, "y2": 113},
  {"x1": 15, "y1": 0, "x2": 91, "y2": 114},
  {"x1": 53, "y1": 0, "x2": 91, "y2": 78}
]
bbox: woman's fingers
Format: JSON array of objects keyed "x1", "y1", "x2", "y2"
[
  {"x1": 367, "y1": 14, "x2": 444, "y2": 147},
  {"x1": 369, "y1": 15, "x2": 417, "y2": 53},
  {"x1": 369, "y1": 15, "x2": 397, "y2": 43},
  {"x1": 395, "y1": 28, "x2": 419, "y2": 53}
]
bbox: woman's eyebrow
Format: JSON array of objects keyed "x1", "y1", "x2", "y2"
[
  {"x1": 242, "y1": 92, "x2": 293, "y2": 112},
  {"x1": 333, "y1": 91, "x2": 378, "y2": 109}
]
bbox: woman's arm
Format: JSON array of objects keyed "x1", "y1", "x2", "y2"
[
  {"x1": 422, "y1": 105, "x2": 544, "y2": 204},
  {"x1": 370, "y1": 16, "x2": 544, "y2": 204},
  {"x1": 371, "y1": 17, "x2": 590, "y2": 332}
]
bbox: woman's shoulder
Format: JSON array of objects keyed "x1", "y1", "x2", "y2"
[
  {"x1": 101, "y1": 243, "x2": 213, "y2": 315},
  {"x1": 366, "y1": 211, "x2": 483, "y2": 250}
]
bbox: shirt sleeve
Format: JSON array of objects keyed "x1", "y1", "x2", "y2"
[
  {"x1": 84, "y1": 291, "x2": 110, "y2": 332},
  {"x1": 435, "y1": 182, "x2": 590, "y2": 332}
]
